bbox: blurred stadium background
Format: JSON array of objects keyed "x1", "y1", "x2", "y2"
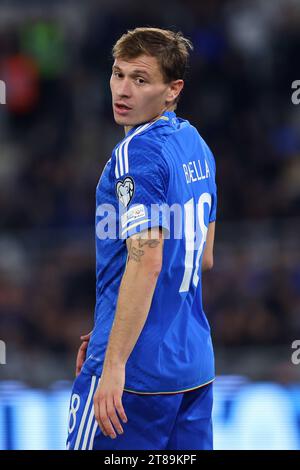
[{"x1": 0, "y1": 0, "x2": 300, "y2": 450}]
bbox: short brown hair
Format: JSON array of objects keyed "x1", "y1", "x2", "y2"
[{"x1": 112, "y1": 27, "x2": 193, "y2": 85}]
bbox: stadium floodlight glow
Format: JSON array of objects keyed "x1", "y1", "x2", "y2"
[{"x1": 0, "y1": 80, "x2": 6, "y2": 105}]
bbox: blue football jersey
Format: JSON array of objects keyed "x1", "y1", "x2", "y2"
[{"x1": 83, "y1": 110, "x2": 217, "y2": 393}]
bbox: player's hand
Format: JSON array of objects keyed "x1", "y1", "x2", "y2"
[
  {"x1": 93, "y1": 364, "x2": 128, "y2": 439},
  {"x1": 75, "y1": 332, "x2": 92, "y2": 377}
]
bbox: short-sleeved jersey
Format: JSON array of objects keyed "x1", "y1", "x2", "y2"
[{"x1": 83, "y1": 110, "x2": 217, "y2": 393}]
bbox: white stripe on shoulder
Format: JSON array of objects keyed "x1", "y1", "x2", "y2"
[
  {"x1": 74, "y1": 375, "x2": 97, "y2": 450},
  {"x1": 114, "y1": 124, "x2": 142, "y2": 178},
  {"x1": 115, "y1": 148, "x2": 120, "y2": 179},
  {"x1": 118, "y1": 145, "x2": 124, "y2": 176},
  {"x1": 123, "y1": 121, "x2": 157, "y2": 175},
  {"x1": 114, "y1": 122, "x2": 154, "y2": 179}
]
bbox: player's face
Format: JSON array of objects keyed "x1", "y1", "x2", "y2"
[{"x1": 110, "y1": 55, "x2": 177, "y2": 128}]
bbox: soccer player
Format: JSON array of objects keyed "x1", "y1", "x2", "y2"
[{"x1": 67, "y1": 27, "x2": 217, "y2": 450}]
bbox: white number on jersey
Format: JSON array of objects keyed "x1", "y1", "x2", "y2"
[{"x1": 179, "y1": 193, "x2": 211, "y2": 293}]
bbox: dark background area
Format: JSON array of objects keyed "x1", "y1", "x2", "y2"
[{"x1": 0, "y1": 0, "x2": 299, "y2": 386}]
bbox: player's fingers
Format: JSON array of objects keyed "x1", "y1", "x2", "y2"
[
  {"x1": 99, "y1": 397, "x2": 116, "y2": 439},
  {"x1": 75, "y1": 358, "x2": 84, "y2": 376},
  {"x1": 75, "y1": 348, "x2": 86, "y2": 376},
  {"x1": 80, "y1": 342, "x2": 88, "y2": 351},
  {"x1": 75, "y1": 355, "x2": 82, "y2": 376},
  {"x1": 93, "y1": 396, "x2": 107, "y2": 437},
  {"x1": 80, "y1": 332, "x2": 91, "y2": 341},
  {"x1": 114, "y1": 394, "x2": 128, "y2": 424},
  {"x1": 107, "y1": 396, "x2": 123, "y2": 435}
]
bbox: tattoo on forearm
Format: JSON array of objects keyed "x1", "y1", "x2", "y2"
[{"x1": 127, "y1": 237, "x2": 160, "y2": 263}]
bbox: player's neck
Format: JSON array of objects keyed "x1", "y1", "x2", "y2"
[{"x1": 124, "y1": 104, "x2": 176, "y2": 136}]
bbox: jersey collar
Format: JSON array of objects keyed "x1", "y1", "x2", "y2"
[{"x1": 125, "y1": 110, "x2": 176, "y2": 138}]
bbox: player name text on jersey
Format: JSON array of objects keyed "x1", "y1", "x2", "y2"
[{"x1": 182, "y1": 159, "x2": 210, "y2": 184}]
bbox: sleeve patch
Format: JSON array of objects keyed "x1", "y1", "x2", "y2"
[
  {"x1": 115, "y1": 176, "x2": 135, "y2": 207},
  {"x1": 121, "y1": 204, "x2": 146, "y2": 229}
]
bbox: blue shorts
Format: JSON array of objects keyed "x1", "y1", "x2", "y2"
[{"x1": 67, "y1": 370, "x2": 213, "y2": 450}]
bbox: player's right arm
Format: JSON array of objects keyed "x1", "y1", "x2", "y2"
[{"x1": 202, "y1": 221, "x2": 215, "y2": 271}]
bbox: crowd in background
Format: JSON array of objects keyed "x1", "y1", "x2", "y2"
[{"x1": 0, "y1": 0, "x2": 299, "y2": 385}]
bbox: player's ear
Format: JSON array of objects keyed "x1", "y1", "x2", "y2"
[{"x1": 166, "y1": 80, "x2": 184, "y2": 105}]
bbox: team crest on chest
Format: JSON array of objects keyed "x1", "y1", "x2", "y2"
[{"x1": 116, "y1": 176, "x2": 135, "y2": 207}]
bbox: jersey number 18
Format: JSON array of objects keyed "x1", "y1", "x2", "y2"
[{"x1": 179, "y1": 193, "x2": 211, "y2": 293}]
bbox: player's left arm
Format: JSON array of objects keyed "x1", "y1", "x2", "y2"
[
  {"x1": 202, "y1": 221, "x2": 215, "y2": 271},
  {"x1": 93, "y1": 227, "x2": 164, "y2": 439},
  {"x1": 203, "y1": 150, "x2": 217, "y2": 272}
]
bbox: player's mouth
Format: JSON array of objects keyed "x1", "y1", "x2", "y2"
[{"x1": 114, "y1": 102, "x2": 132, "y2": 115}]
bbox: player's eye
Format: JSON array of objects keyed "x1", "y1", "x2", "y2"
[
  {"x1": 113, "y1": 71, "x2": 122, "y2": 78},
  {"x1": 136, "y1": 77, "x2": 146, "y2": 85}
]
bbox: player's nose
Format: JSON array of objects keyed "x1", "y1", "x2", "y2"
[{"x1": 116, "y1": 77, "x2": 132, "y2": 98}]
